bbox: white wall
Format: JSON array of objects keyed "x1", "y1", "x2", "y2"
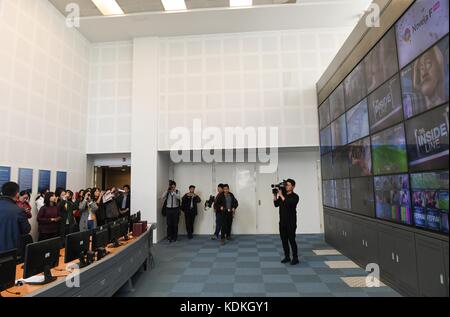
[{"x1": 0, "y1": 0, "x2": 90, "y2": 240}]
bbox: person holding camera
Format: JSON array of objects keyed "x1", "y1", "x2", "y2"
[
  {"x1": 273, "y1": 179, "x2": 300, "y2": 265},
  {"x1": 215, "y1": 184, "x2": 238, "y2": 245},
  {"x1": 181, "y1": 185, "x2": 201, "y2": 240},
  {"x1": 211, "y1": 184, "x2": 224, "y2": 240},
  {"x1": 79, "y1": 190, "x2": 99, "y2": 231},
  {"x1": 162, "y1": 181, "x2": 181, "y2": 243}
]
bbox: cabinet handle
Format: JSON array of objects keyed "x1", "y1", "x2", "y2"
[
  {"x1": 365, "y1": 241, "x2": 368, "y2": 247},
  {"x1": 396, "y1": 255, "x2": 399, "y2": 263},
  {"x1": 362, "y1": 240, "x2": 365, "y2": 246},
  {"x1": 392, "y1": 252, "x2": 395, "y2": 261},
  {"x1": 440, "y1": 274, "x2": 444, "y2": 285}
]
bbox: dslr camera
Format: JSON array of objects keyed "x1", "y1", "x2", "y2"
[
  {"x1": 204, "y1": 195, "x2": 215, "y2": 210},
  {"x1": 271, "y1": 180, "x2": 287, "y2": 195}
]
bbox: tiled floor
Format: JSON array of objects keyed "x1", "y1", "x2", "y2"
[{"x1": 116, "y1": 234, "x2": 401, "y2": 297}]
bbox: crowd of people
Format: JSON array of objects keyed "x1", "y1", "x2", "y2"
[{"x1": 0, "y1": 181, "x2": 131, "y2": 256}]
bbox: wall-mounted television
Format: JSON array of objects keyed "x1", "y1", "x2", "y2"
[
  {"x1": 401, "y1": 36, "x2": 449, "y2": 119},
  {"x1": 411, "y1": 170, "x2": 449, "y2": 233},
  {"x1": 374, "y1": 174, "x2": 412, "y2": 225},
  {"x1": 331, "y1": 114, "x2": 347, "y2": 148},
  {"x1": 396, "y1": 0, "x2": 449, "y2": 69},
  {"x1": 348, "y1": 137, "x2": 372, "y2": 177},
  {"x1": 321, "y1": 152, "x2": 333, "y2": 180},
  {"x1": 344, "y1": 62, "x2": 367, "y2": 110},
  {"x1": 329, "y1": 84, "x2": 346, "y2": 121},
  {"x1": 371, "y1": 123, "x2": 408, "y2": 175},
  {"x1": 332, "y1": 146, "x2": 350, "y2": 179},
  {"x1": 351, "y1": 177, "x2": 375, "y2": 217},
  {"x1": 365, "y1": 28, "x2": 399, "y2": 93},
  {"x1": 335, "y1": 178, "x2": 351, "y2": 211},
  {"x1": 346, "y1": 98, "x2": 370, "y2": 143},
  {"x1": 405, "y1": 103, "x2": 449, "y2": 172},
  {"x1": 320, "y1": 125, "x2": 332, "y2": 155},
  {"x1": 319, "y1": 99, "x2": 331, "y2": 130},
  {"x1": 368, "y1": 74, "x2": 404, "y2": 133}
]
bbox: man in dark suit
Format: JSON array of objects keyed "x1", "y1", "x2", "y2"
[
  {"x1": 117, "y1": 185, "x2": 131, "y2": 219},
  {"x1": 215, "y1": 184, "x2": 238, "y2": 245},
  {"x1": 181, "y1": 185, "x2": 201, "y2": 239},
  {"x1": 0, "y1": 182, "x2": 31, "y2": 253}
]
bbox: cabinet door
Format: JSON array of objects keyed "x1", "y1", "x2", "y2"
[
  {"x1": 364, "y1": 221, "x2": 379, "y2": 267},
  {"x1": 324, "y1": 212, "x2": 335, "y2": 246},
  {"x1": 351, "y1": 219, "x2": 366, "y2": 266},
  {"x1": 443, "y1": 242, "x2": 449, "y2": 296},
  {"x1": 377, "y1": 227, "x2": 397, "y2": 283},
  {"x1": 395, "y1": 230, "x2": 418, "y2": 296},
  {"x1": 416, "y1": 235, "x2": 447, "y2": 297}
]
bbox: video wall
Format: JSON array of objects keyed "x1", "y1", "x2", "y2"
[{"x1": 319, "y1": 0, "x2": 449, "y2": 235}]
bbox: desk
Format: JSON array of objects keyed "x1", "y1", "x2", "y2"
[{"x1": 1, "y1": 223, "x2": 155, "y2": 297}]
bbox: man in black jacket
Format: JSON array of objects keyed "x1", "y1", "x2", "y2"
[
  {"x1": 117, "y1": 185, "x2": 131, "y2": 219},
  {"x1": 181, "y1": 185, "x2": 201, "y2": 239},
  {"x1": 274, "y1": 179, "x2": 300, "y2": 265},
  {"x1": 215, "y1": 184, "x2": 238, "y2": 245}
]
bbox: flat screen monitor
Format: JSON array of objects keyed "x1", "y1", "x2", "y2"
[
  {"x1": 348, "y1": 137, "x2": 372, "y2": 177},
  {"x1": 374, "y1": 174, "x2": 412, "y2": 225},
  {"x1": 64, "y1": 231, "x2": 91, "y2": 264},
  {"x1": 405, "y1": 103, "x2": 449, "y2": 172},
  {"x1": 371, "y1": 123, "x2": 408, "y2": 175},
  {"x1": 346, "y1": 98, "x2": 370, "y2": 143},
  {"x1": 344, "y1": 62, "x2": 367, "y2": 110},
  {"x1": 368, "y1": 74, "x2": 404, "y2": 133},
  {"x1": 92, "y1": 227, "x2": 109, "y2": 251},
  {"x1": 395, "y1": 0, "x2": 449, "y2": 69},
  {"x1": 322, "y1": 180, "x2": 336, "y2": 208},
  {"x1": 351, "y1": 177, "x2": 375, "y2": 217},
  {"x1": 331, "y1": 114, "x2": 347, "y2": 149},
  {"x1": 365, "y1": 28, "x2": 399, "y2": 93},
  {"x1": 23, "y1": 237, "x2": 61, "y2": 283},
  {"x1": 335, "y1": 179, "x2": 351, "y2": 211},
  {"x1": 411, "y1": 170, "x2": 449, "y2": 233},
  {"x1": 0, "y1": 249, "x2": 17, "y2": 293},
  {"x1": 321, "y1": 152, "x2": 333, "y2": 180},
  {"x1": 320, "y1": 126, "x2": 332, "y2": 155},
  {"x1": 332, "y1": 146, "x2": 350, "y2": 179},
  {"x1": 401, "y1": 36, "x2": 449, "y2": 119},
  {"x1": 319, "y1": 99, "x2": 331, "y2": 130},
  {"x1": 329, "y1": 84, "x2": 346, "y2": 121}
]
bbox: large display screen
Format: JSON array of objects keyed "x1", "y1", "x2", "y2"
[
  {"x1": 405, "y1": 103, "x2": 449, "y2": 172},
  {"x1": 329, "y1": 84, "x2": 346, "y2": 121},
  {"x1": 374, "y1": 174, "x2": 412, "y2": 225},
  {"x1": 322, "y1": 180, "x2": 336, "y2": 208},
  {"x1": 332, "y1": 146, "x2": 350, "y2": 179},
  {"x1": 371, "y1": 123, "x2": 409, "y2": 175},
  {"x1": 351, "y1": 177, "x2": 375, "y2": 217},
  {"x1": 331, "y1": 114, "x2": 347, "y2": 148},
  {"x1": 319, "y1": 99, "x2": 331, "y2": 130},
  {"x1": 344, "y1": 63, "x2": 367, "y2": 109},
  {"x1": 346, "y1": 98, "x2": 370, "y2": 143},
  {"x1": 348, "y1": 137, "x2": 372, "y2": 177},
  {"x1": 320, "y1": 125, "x2": 332, "y2": 155},
  {"x1": 411, "y1": 170, "x2": 449, "y2": 233},
  {"x1": 335, "y1": 179, "x2": 351, "y2": 211},
  {"x1": 368, "y1": 74, "x2": 404, "y2": 133},
  {"x1": 396, "y1": 0, "x2": 449, "y2": 68},
  {"x1": 321, "y1": 152, "x2": 333, "y2": 180},
  {"x1": 365, "y1": 28, "x2": 399, "y2": 93},
  {"x1": 401, "y1": 36, "x2": 449, "y2": 119}
]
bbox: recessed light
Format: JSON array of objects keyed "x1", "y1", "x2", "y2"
[
  {"x1": 230, "y1": 0, "x2": 253, "y2": 7},
  {"x1": 161, "y1": 0, "x2": 187, "y2": 11},
  {"x1": 91, "y1": 0, "x2": 124, "y2": 16}
]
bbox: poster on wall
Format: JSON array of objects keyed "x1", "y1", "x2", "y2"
[
  {"x1": 405, "y1": 103, "x2": 449, "y2": 172},
  {"x1": 38, "y1": 170, "x2": 51, "y2": 193},
  {"x1": 395, "y1": 0, "x2": 449, "y2": 69},
  {"x1": 365, "y1": 28, "x2": 399, "y2": 93},
  {"x1": 329, "y1": 84, "x2": 346, "y2": 121},
  {"x1": 344, "y1": 62, "x2": 367, "y2": 110},
  {"x1": 18, "y1": 168, "x2": 33, "y2": 193},
  {"x1": 401, "y1": 36, "x2": 449, "y2": 119},
  {"x1": 0, "y1": 166, "x2": 11, "y2": 191},
  {"x1": 346, "y1": 98, "x2": 370, "y2": 143},
  {"x1": 56, "y1": 171, "x2": 67, "y2": 190}
]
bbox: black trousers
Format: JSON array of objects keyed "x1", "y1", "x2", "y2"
[
  {"x1": 221, "y1": 211, "x2": 234, "y2": 240},
  {"x1": 279, "y1": 224, "x2": 298, "y2": 259},
  {"x1": 184, "y1": 212, "x2": 196, "y2": 238},
  {"x1": 166, "y1": 208, "x2": 180, "y2": 241}
]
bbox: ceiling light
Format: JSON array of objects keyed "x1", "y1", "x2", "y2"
[
  {"x1": 161, "y1": 0, "x2": 187, "y2": 11},
  {"x1": 91, "y1": 0, "x2": 124, "y2": 16},
  {"x1": 230, "y1": 0, "x2": 253, "y2": 7}
]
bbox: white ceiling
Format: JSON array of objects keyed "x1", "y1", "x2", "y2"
[{"x1": 48, "y1": 0, "x2": 372, "y2": 42}]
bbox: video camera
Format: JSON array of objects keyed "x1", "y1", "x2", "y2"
[
  {"x1": 271, "y1": 180, "x2": 287, "y2": 195},
  {"x1": 204, "y1": 195, "x2": 215, "y2": 210}
]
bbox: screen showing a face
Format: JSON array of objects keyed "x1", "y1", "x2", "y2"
[
  {"x1": 401, "y1": 36, "x2": 449, "y2": 119},
  {"x1": 320, "y1": 126, "x2": 332, "y2": 155},
  {"x1": 346, "y1": 98, "x2": 370, "y2": 143},
  {"x1": 329, "y1": 84, "x2": 346, "y2": 121},
  {"x1": 371, "y1": 124, "x2": 409, "y2": 175},
  {"x1": 405, "y1": 103, "x2": 449, "y2": 172},
  {"x1": 332, "y1": 146, "x2": 350, "y2": 179},
  {"x1": 319, "y1": 99, "x2": 331, "y2": 130},
  {"x1": 411, "y1": 170, "x2": 449, "y2": 233},
  {"x1": 321, "y1": 152, "x2": 333, "y2": 180},
  {"x1": 351, "y1": 177, "x2": 375, "y2": 217},
  {"x1": 375, "y1": 174, "x2": 412, "y2": 225},
  {"x1": 331, "y1": 114, "x2": 347, "y2": 148},
  {"x1": 348, "y1": 137, "x2": 372, "y2": 177},
  {"x1": 396, "y1": 0, "x2": 449, "y2": 69},
  {"x1": 344, "y1": 63, "x2": 367, "y2": 110},
  {"x1": 368, "y1": 74, "x2": 404, "y2": 133},
  {"x1": 335, "y1": 178, "x2": 351, "y2": 211},
  {"x1": 365, "y1": 28, "x2": 399, "y2": 93}
]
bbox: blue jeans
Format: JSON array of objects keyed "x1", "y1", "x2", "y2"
[{"x1": 214, "y1": 212, "x2": 222, "y2": 237}]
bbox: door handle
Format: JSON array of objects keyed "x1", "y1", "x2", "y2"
[
  {"x1": 396, "y1": 254, "x2": 399, "y2": 263},
  {"x1": 440, "y1": 274, "x2": 444, "y2": 285},
  {"x1": 258, "y1": 200, "x2": 261, "y2": 206},
  {"x1": 362, "y1": 240, "x2": 365, "y2": 246},
  {"x1": 365, "y1": 241, "x2": 368, "y2": 247},
  {"x1": 392, "y1": 252, "x2": 395, "y2": 261}
]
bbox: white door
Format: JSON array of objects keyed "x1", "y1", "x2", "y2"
[
  {"x1": 256, "y1": 165, "x2": 279, "y2": 234},
  {"x1": 215, "y1": 163, "x2": 257, "y2": 234}
]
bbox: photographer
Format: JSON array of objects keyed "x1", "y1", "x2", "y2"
[
  {"x1": 181, "y1": 185, "x2": 201, "y2": 240},
  {"x1": 211, "y1": 184, "x2": 224, "y2": 240},
  {"x1": 215, "y1": 184, "x2": 238, "y2": 245},
  {"x1": 162, "y1": 181, "x2": 181, "y2": 243},
  {"x1": 273, "y1": 179, "x2": 300, "y2": 265}
]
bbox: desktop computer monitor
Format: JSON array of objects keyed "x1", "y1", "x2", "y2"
[
  {"x1": 109, "y1": 222, "x2": 122, "y2": 248},
  {"x1": 92, "y1": 226, "x2": 110, "y2": 261},
  {"x1": 119, "y1": 219, "x2": 129, "y2": 241},
  {"x1": 0, "y1": 249, "x2": 17, "y2": 295},
  {"x1": 136, "y1": 211, "x2": 141, "y2": 222},
  {"x1": 23, "y1": 237, "x2": 61, "y2": 285},
  {"x1": 64, "y1": 231, "x2": 91, "y2": 268}
]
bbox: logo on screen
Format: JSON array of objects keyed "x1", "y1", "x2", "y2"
[
  {"x1": 414, "y1": 123, "x2": 448, "y2": 155},
  {"x1": 403, "y1": 28, "x2": 412, "y2": 43}
]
